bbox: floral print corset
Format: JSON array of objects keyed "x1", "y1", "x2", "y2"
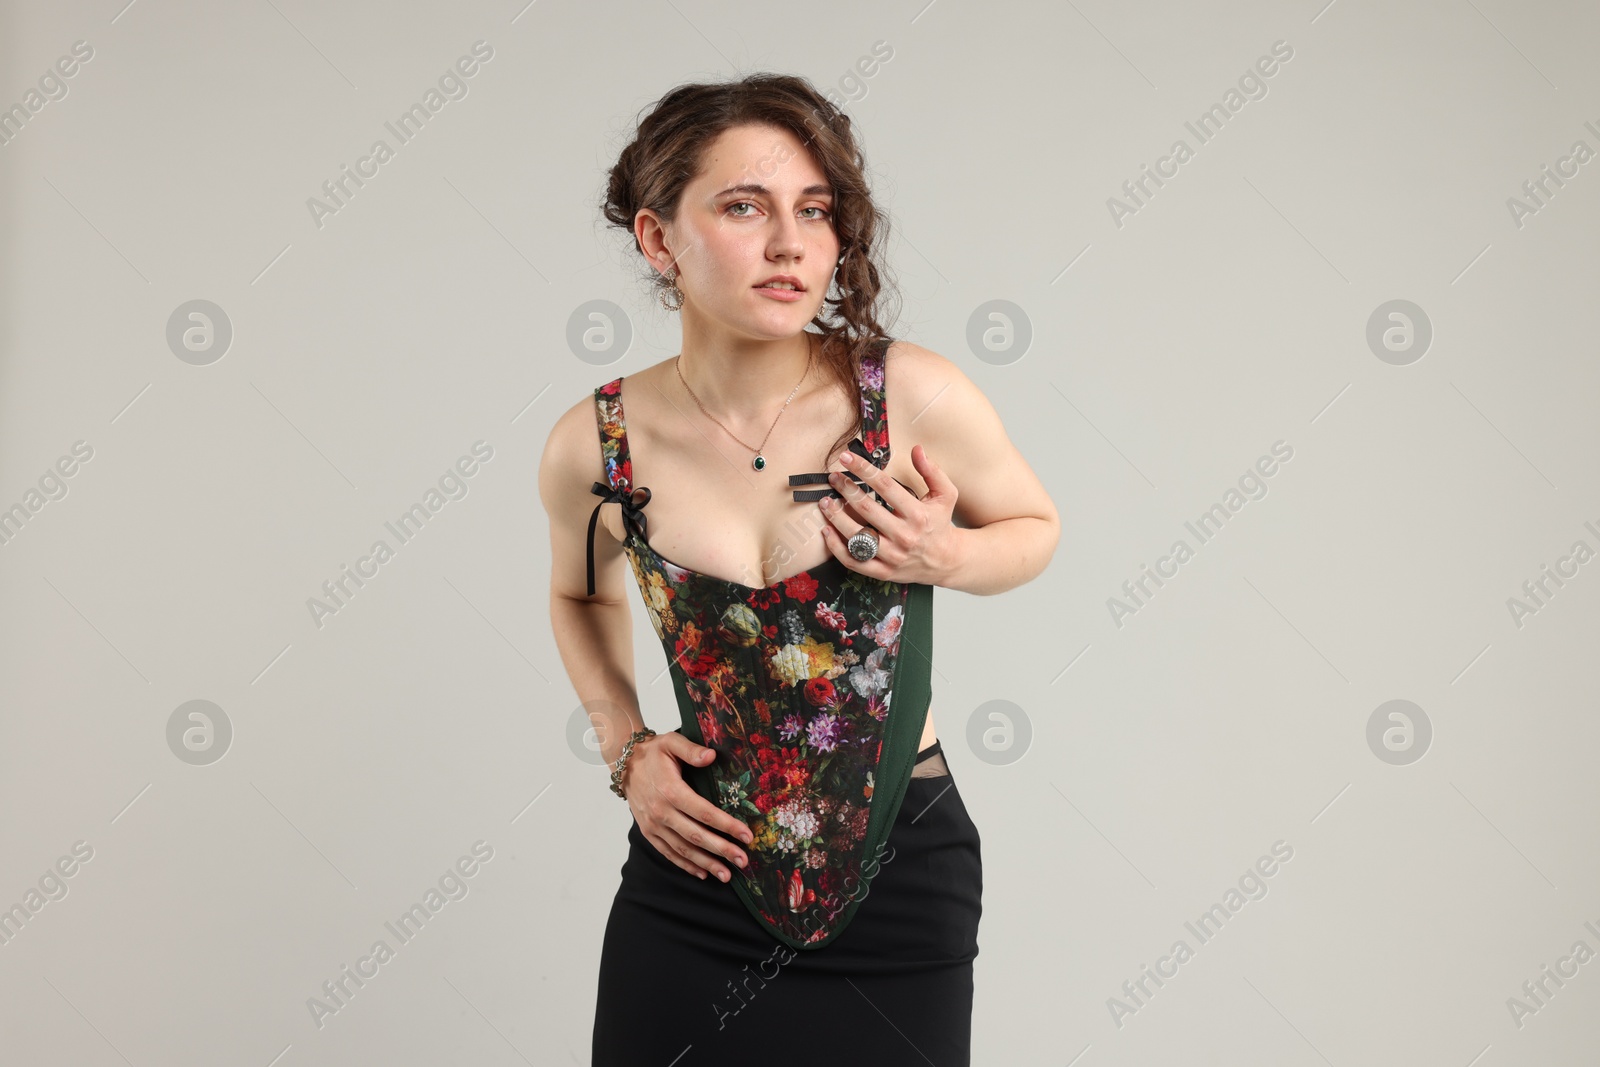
[{"x1": 587, "y1": 337, "x2": 935, "y2": 951}]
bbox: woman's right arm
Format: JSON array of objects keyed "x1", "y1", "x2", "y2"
[{"x1": 537, "y1": 396, "x2": 754, "y2": 883}]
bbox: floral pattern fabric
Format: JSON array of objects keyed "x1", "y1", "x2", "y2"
[{"x1": 592, "y1": 339, "x2": 920, "y2": 947}]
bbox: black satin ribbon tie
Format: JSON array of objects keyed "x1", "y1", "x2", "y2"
[
  {"x1": 788, "y1": 438, "x2": 877, "y2": 502},
  {"x1": 586, "y1": 482, "x2": 651, "y2": 596},
  {"x1": 789, "y1": 438, "x2": 912, "y2": 508}
]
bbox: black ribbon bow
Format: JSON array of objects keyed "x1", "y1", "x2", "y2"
[{"x1": 586, "y1": 481, "x2": 651, "y2": 596}]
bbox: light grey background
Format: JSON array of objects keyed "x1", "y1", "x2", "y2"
[{"x1": 2, "y1": 0, "x2": 1597, "y2": 1064}]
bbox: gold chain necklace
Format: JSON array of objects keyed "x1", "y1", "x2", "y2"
[{"x1": 674, "y1": 345, "x2": 813, "y2": 472}]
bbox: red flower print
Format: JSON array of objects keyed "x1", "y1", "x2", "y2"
[
  {"x1": 862, "y1": 428, "x2": 887, "y2": 456},
  {"x1": 697, "y1": 712, "x2": 724, "y2": 746},
  {"x1": 754, "y1": 793, "x2": 776, "y2": 814},
  {"x1": 781, "y1": 571, "x2": 819, "y2": 603},
  {"x1": 786, "y1": 868, "x2": 816, "y2": 913},
  {"x1": 600, "y1": 379, "x2": 621, "y2": 397},
  {"x1": 814, "y1": 601, "x2": 847, "y2": 632},
  {"x1": 678, "y1": 643, "x2": 719, "y2": 679},
  {"x1": 803, "y1": 677, "x2": 836, "y2": 708},
  {"x1": 754, "y1": 698, "x2": 771, "y2": 723},
  {"x1": 748, "y1": 588, "x2": 781, "y2": 611}
]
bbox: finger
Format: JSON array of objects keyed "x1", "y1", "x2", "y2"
[
  {"x1": 839, "y1": 451, "x2": 919, "y2": 513},
  {"x1": 674, "y1": 785, "x2": 755, "y2": 846},
  {"x1": 655, "y1": 730, "x2": 717, "y2": 767},
  {"x1": 665, "y1": 807, "x2": 748, "y2": 871},
  {"x1": 818, "y1": 520, "x2": 851, "y2": 565},
  {"x1": 644, "y1": 829, "x2": 709, "y2": 879},
  {"x1": 825, "y1": 468, "x2": 900, "y2": 533},
  {"x1": 661, "y1": 818, "x2": 737, "y2": 881},
  {"x1": 911, "y1": 443, "x2": 958, "y2": 500},
  {"x1": 831, "y1": 461, "x2": 928, "y2": 536},
  {"x1": 667, "y1": 831, "x2": 731, "y2": 881},
  {"x1": 818, "y1": 490, "x2": 866, "y2": 539}
]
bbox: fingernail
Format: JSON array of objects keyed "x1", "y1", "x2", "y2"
[
  {"x1": 839, "y1": 452, "x2": 854, "y2": 465},
  {"x1": 719, "y1": 870, "x2": 729, "y2": 881}
]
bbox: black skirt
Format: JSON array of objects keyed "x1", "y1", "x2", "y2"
[{"x1": 592, "y1": 742, "x2": 983, "y2": 1065}]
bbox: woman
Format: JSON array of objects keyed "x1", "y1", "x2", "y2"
[{"x1": 538, "y1": 73, "x2": 1058, "y2": 1065}]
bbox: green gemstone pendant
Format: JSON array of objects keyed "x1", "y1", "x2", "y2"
[{"x1": 753, "y1": 454, "x2": 766, "y2": 471}]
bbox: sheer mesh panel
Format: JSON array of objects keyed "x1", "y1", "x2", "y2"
[{"x1": 910, "y1": 749, "x2": 950, "y2": 777}]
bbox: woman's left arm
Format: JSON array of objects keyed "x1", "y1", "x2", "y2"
[{"x1": 819, "y1": 341, "x2": 1061, "y2": 596}]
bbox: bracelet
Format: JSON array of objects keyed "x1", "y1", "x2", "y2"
[{"x1": 609, "y1": 728, "x2": 656, "y2": 800}]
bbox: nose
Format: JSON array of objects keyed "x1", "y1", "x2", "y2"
[{"x1": 767, "y1": 211, "x2": 805, "y2": 261}]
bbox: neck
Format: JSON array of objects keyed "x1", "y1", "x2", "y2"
[{"x1": 674, "y1": 323, "x2": 818, "y2": 421}]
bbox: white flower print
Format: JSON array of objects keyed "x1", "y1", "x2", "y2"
[
  {"x1": 848, "y1": 646, "x2": 891, "y2": 698},
  {"x1": 770, "y1": 643, "x2": 813, "y2": 687}
]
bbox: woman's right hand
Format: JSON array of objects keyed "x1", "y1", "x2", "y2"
[{"x1": 622, "y1": 730, "x2": 754, "y2": 882}]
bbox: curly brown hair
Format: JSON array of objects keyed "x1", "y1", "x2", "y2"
[{"x1": 600, "y1": 72, "x2": 901, "y2": 468}]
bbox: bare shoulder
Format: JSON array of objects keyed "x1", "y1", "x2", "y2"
[
  {"x1": 882, "y1": 338, "x2": 998, "y2": 445},
  {"x1": 537, "y1": 358, "x2": 680, "y2": 504},
  {"x1": 880, "y1": 338, "x2": 1057, "y2": 531},
  {"x1": 537, "y1": 385, "x2": 609, "y2": 516},
  {"x1": 883, "y1": 337, "x2": 963, "y2": 397}
]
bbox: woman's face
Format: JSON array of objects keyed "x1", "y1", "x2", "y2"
[{"x1": 649, "y1": 123, "x2": 841, "y2": 339}]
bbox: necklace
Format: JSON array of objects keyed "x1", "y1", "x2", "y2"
[{"x1": 675, "y1": 343, "x2": 813, "y2": 471}]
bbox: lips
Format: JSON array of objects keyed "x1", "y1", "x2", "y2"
[{"x1": 755, "y1": 276, "x2": 805, "y2": 292}]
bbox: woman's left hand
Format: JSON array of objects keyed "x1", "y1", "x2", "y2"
[{"x1": 817, "y1": 444, "x2": 962, "y2": 586}]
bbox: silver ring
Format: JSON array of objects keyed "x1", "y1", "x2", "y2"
[{"x1": 847, "y1": 527, "x2": 880, "y2": 562}]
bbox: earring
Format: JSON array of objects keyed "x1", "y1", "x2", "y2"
[{"x1": 659, "y1": 267, "x2": 684, "y2": 312}]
